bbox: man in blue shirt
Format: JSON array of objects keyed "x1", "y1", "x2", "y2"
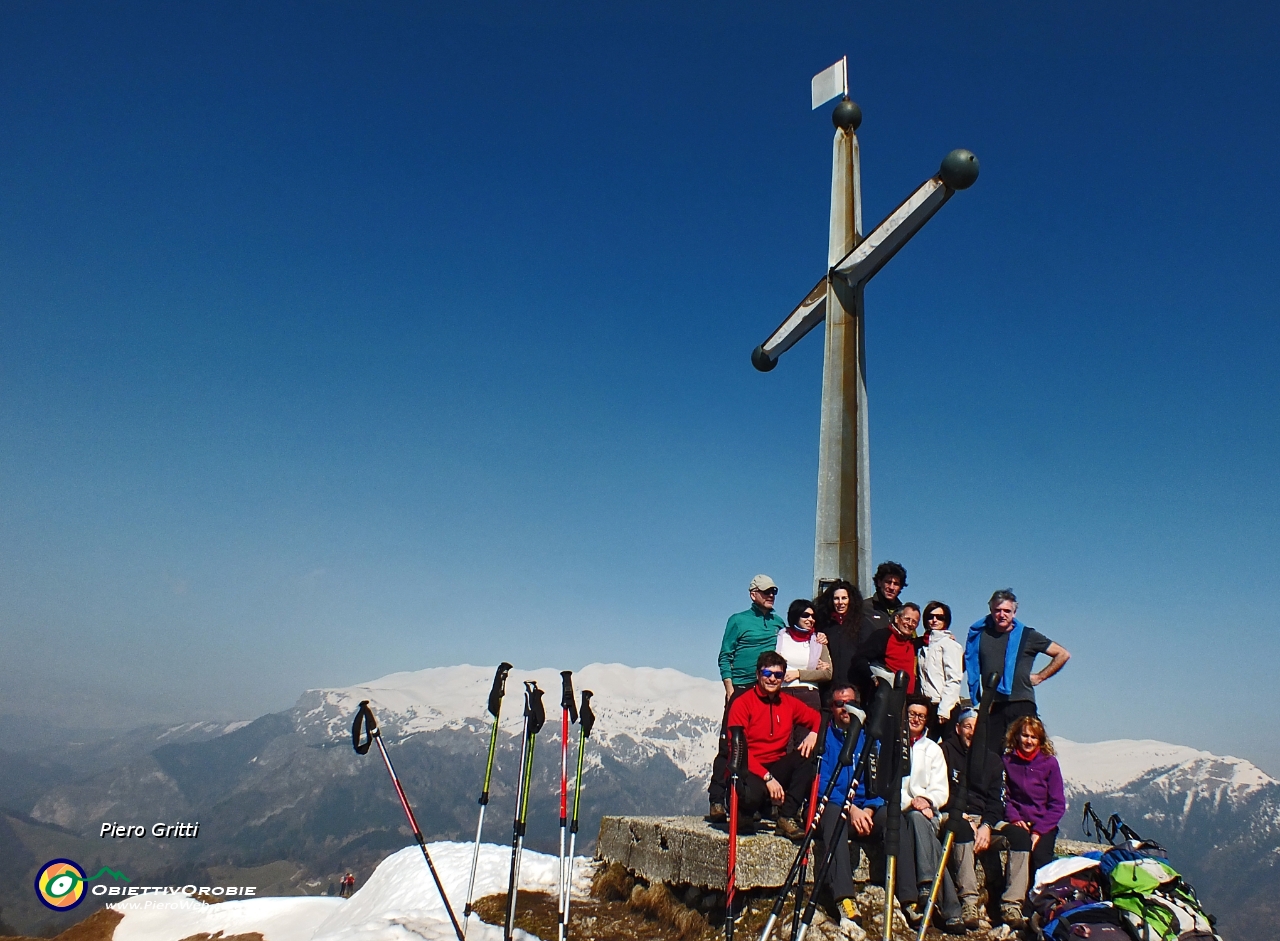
[{"x1": 815, "y1": 684, "x2": 881, "y2": 931}]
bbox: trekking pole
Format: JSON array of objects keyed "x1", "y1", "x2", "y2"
[
  {"x1": 793, "y1": 714, "x2": 877, "y2": 941},
  {"x1": 966, "y1": 672, "x2": 1001, "y2": 815},
  {"x1": 789, "y1": 712, "x2": 830, "y2": 941},
  {"x1": 352, "y1": 701, "x2": 465, "y2": 941},
  {"x1": 556, "y1": 672, "x2": 579, "y2": 941},
  {"x1": 463, "y1": 662, "x2": 513, "y2": 936},
  {"x1": 918, "y1": 675, "x2": 991, "y2": 941},
  {"x1": 759, "y1": 710, "x2": 856, "y2": 941},
  {"x1": 725, "y1": 726, "x2": 747, "y2": 941},
  {"x1": 915, "y1": 830, "x2": 955, "y2": 941},
  {"x1": 504, "y1": 682, "x2": 545, "y2": 941},
  {"x1": 880, "y1": 671, "x2": 909, "y2": 941},
  {"x1": 561, "y1": 690, "x2": 595, "y2": 941},
  {"x1": 1081, "y1": 802, "x2": 1116, "y2": 846}
]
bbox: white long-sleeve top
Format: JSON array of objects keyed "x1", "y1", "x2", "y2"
[
  {"x1": 917, "y1": 629, "x2": 966, "y2": 722},
  {"x1": 901, "y1": 733, "x2": 950, "y2": 812}
]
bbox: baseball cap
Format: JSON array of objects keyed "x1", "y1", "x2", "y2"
[{"x1": 749, "y1": 574, "x2": 777, "y2": 592}]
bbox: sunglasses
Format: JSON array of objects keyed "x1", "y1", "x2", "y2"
[
  {"x1": 759, "y1": 668, "x2": 785, "y2": 679},
  {"x1": 755, "y1": 588, "x2": 778, "y2": 596}
]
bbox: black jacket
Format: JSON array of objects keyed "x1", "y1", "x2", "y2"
[
  {"x1": 860, "y1": 594, "x2": 899, "y2": 639},
  {"x1": 850, "y1": 625, "x2": 921, "y2": 706},
  {"x1": 822, "y1": 611, "x2": 861, "y2": 695},
  {"x1": 941, "y1": 737, "x2": 1004, "y2": 825}
]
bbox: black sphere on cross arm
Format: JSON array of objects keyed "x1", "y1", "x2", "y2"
[
  {"x1": 831, "y1": 98, "x2": 862, "y2": 132},
  {"x1": 751, "y1": 345, "x2": 778, "y2": 372},
  {"x1": 939, "y1": 149, "x2": 980, "y2": 190}
]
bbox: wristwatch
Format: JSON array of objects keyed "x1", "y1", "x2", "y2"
[{"x1": 763, "y1": 772, "x2": 774, "y2": 782}]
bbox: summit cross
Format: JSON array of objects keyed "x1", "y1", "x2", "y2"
[{"x1": 751, "y1": 57, "x2": 979, "y2": 595}]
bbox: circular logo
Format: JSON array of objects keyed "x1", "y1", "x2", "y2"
[{"x1": 35, "y1": 859, "x2": 87, "y2": 911}]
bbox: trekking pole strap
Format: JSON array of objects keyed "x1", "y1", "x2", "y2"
[{"x1": 352, "y1": 700, "x2": 377, "y2": 755}]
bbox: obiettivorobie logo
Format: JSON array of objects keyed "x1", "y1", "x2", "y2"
[
  {"x1": 34, "y1": 858, "x2": 260, "y2": 911},
  {"x1": 34, "y1": 859, "x2": 130, "y2": 911}
]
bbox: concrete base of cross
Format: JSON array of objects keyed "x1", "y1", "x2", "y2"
[{"x1": 596, "y1": 814, "x2": 1108, "y2": 892}]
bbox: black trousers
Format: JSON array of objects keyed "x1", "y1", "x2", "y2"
[
  {"x1": 707, "y1": 684, "x2": 754, "y2": 807},
  {"x1": 1031, "y1": 825, "x2": 1058, "y2": 877},
  {"x1": 972, "y1": 700, "x2": 1038, "y2": 807},
  {"x1": 734, "y1": 750, "x2": 815, "y2": 819}
]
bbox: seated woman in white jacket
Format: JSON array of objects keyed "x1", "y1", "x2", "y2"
[{"x1": 898, "y1": 697, "x2": 965, "y2": 934}]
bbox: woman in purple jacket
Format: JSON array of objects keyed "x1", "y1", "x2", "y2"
[{"x1": 1002, "y1": 715, "x2": 1066, "y2": 882}]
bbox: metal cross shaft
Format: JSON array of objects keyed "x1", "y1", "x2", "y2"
[{"x1": 751, "y1": 97, "x2": 978, "y2": 594}]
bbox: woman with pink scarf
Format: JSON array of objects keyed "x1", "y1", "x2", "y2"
[
  {"x1": 775, "y1": 598, "x2": 832, "y2": 712},
  {"x1": 1002, "y1": 715, "x2": 1066, "y2": 883}
]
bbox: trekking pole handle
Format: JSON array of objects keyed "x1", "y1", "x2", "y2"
[
  {"x1": 526, "y1": 682, "x2": 546, "y2": 735},
  {"x1": 488, "y1": 662, "x2": 514, "y2": 718},
  {"x1": 729, "y1": 726, "x2": 747, "y2": 774},
  {"x1": 560, "y1": 671, "x2": 578, "y2": 723},
  {"x1": 812, "y1": 711, "x2": 831, "y2": 758},
  {"x1": 837, "y1": 706, "x2": 865, "y2": 767},
  {"x1": 579, "y1": 691, "x2": 595, "y2": 738},
  {"x1": 352, "y1": 700, "x2": 377, "y2": 755}
]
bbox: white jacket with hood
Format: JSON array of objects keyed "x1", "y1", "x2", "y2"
[{"x1": 918, "y1": 629, "x2": 966, "y2": 723}]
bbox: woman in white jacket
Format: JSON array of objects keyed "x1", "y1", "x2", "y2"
[
  {"x1": 918, "y1": 601, "x2": 966, "y2": 740},
  {"x1": 898, "y1": 697, "x2": 965, "y2": 933}
]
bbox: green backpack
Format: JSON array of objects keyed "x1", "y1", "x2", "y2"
[{"x1": 1105, "y1": 854, "x2": 1219, "y2": 941}]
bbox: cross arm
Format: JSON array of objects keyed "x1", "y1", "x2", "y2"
[
  {"x1": 830, "y1": 176, "x2": 951, "y2": 286},
  {"x1": 751, "y1": 277, "x2": 828, "y2": 372},
  {"x1": 750, "y1": 150, "x2": 977, "y2": 372}
]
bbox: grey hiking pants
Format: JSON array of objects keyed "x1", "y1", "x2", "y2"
[
  {"x1": 899, "y1": 810, "x2": 960, "y2": 920},
  {"x1": 947, "y1": 818, "x2": 1032, "y2": 905}
]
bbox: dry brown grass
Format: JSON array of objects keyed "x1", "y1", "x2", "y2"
[
  {"x1": 0, "y1": 908, "x2": 123, "y2": 941},
  {"x1": 625, "y1": 884, "x2": 707, "y2": 940},
  {"x1": 589, "y1": 863, "x2": 634, "y2": 902}
]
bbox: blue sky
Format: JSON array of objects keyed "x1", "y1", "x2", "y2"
[{"x1": 2, "y1": 2, "x2": 1278, "y2": 772}]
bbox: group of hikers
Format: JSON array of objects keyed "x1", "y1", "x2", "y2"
[{"x1": 711, "y1": 562, "x2": 1072, "y2": 936}]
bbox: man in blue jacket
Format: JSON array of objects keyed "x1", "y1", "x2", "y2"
[
  {"x1": 815, "y1": 684, "x2": 881, "y2": 931},
  {"x1": 963, "y1": 590, "x2": 1069, "y2": 813}
]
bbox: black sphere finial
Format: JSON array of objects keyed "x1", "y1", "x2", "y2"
[
  {"x1": 832, "y1": 97, "x2": 862, "y2": 132},
  {"x1": 939, "y1": 149, "x2": 980, "y2": 190},
  {"x1": 751, "y1": 345, "x2": 778, "y2": 372}
]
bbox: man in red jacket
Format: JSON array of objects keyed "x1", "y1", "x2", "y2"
[{"x1": 725, "y1": 650, "x2": 821, "y2": 838}]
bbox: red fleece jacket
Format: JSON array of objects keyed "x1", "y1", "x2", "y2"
[{"x1": 726, "y1": 686, "x2": 821, "y2": 778}]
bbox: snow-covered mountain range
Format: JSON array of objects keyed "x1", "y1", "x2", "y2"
[
  {"x1": 296, "y1": 664, "x2": 724, "y2": 780},
  {"x1": 300, "y1": 662, "x2": 1278, "y2": 815},
  {"x1": 4, "y1": 663, "x2": 1277, "y2": 939}
]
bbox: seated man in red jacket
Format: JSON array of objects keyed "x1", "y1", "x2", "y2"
[{"x1": 725, "y1": 650, "x2": 821, "y2": 838}]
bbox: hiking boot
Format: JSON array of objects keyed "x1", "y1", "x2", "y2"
[
  {"x1": 901, "y1": 901, "x2": 924, "y2": 928},
  {"x1": 941, "y1": 917, "x2": 966, "y2": 936},
  {"x1": 708, "y1": 803, "x2": 727, "y2": 823},
  {"x1": 961, "y1": 899, "x2": 981, "y2": 929},
  {"x1": 775, "y1": 815, "x2": 805, "y2": 841},
  {"x1": 1000, "y1": 902, "x2": 1026, "y2": 929}
]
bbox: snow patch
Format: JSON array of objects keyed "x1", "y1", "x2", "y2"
[
  {"x1": 114, "y1": 896, "x2": 342, "y2": 941},
  {"x1": 111, "y1": 843, "x2": 595, "y2": 941}
]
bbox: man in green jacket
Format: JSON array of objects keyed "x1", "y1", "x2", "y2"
[{"x1": 709, "y1": 574, "x2": 787, "y2": 820}]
